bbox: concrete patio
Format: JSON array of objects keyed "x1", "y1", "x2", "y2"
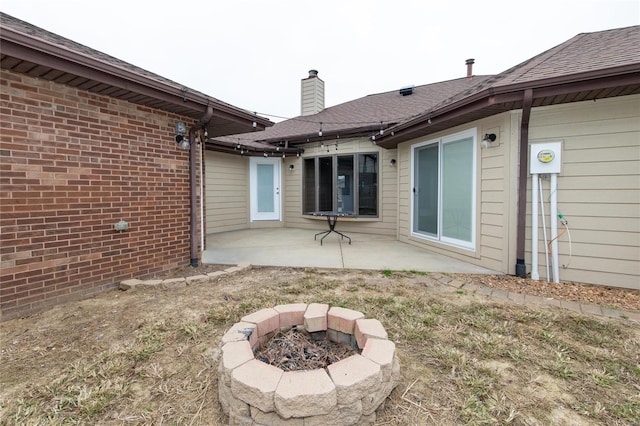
[{"x1": 202, "y1": 228, "x2": 497, "y2": 274}]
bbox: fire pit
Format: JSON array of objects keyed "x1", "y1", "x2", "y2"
[{"x1": 218, "y1": 303, "x2": 400, "y2": 425}]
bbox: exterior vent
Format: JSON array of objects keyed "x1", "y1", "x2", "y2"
[{"x1": 399, "y1": 85, "x2": 415, "y2": 96}]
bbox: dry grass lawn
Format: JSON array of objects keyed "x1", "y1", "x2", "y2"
[{"x1": 1, "y1": 267, "x2": 639, "y2": 425}]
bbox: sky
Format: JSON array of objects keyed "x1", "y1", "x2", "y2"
[{"x1": 1, "y1": 0, "x2": 639, "y2": 122}]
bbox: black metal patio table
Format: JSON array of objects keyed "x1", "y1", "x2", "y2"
[{"x1": 312, "y1": 211, "x2": 353, "y2": 245}]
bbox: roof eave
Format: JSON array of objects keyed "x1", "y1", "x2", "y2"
[
  {"x1": 377, "y1": 64, "x2": 640, "y2": 148},
  {"x1": 0, "y1": 25, "x2": 273, "y2": 130}
]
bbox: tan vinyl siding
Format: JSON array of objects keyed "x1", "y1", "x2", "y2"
[
  {"x1": 524, "y1": 94, "x2": 640, "y2": 289},
  {"x1": 205, "y1": 151, "x2": 249, "y2": 233},
  {"x1": 397, "y1": 115, "x2": 513, "y2": 273}
]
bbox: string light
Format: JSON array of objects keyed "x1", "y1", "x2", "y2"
[{"x1": 318, "y1": 122, "x2": 323, "y2": 137}]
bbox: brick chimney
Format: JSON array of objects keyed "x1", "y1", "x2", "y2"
[
  {"x1": 301, "y1": 69, "x2": 324, "y2": 116},
  {"x1": 466, "y1": 59, "x2": 475, "y2": 79}
]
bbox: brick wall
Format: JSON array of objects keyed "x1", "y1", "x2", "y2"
[{"x1": 0, "y1": 69, "x2": 201, "y2": 320}]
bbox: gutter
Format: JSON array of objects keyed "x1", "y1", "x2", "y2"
[
  {"x1": 0, "y1": 25, "x2": 272, "y2": 128},
  {"x1": 515, "y1": 89, "x2": 533, "y2": 278},
  {"x1": 188, "y1": 106, "x2": 214, "y2": 267}
]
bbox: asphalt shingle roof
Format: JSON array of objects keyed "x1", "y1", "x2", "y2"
[{"x1": 216, "y1": 75, "x2": 492, "y2": 145}]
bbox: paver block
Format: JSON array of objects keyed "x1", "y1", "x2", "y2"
[
  {"x1": 242, "y1": 308, "x2": 280, "y2": 337},
  {"x1": 221, "y1": 321, "x2": 258, "y2": 349},
  {"x1": 274, "y1": 303, "x2": 308, "y2": 329},
  {"x1": 392, "y1": 354, "x2": 401, "y2": 383},
  {"x1": 304, "y1": 303, "x2": 329, "y2": 332},
  {"x1": 560, "y1": 299, "x2": 582, "y2": 313},
  {"x1": 524, "y1": 293, "x2": 545, "y2": 305},
  {"x1": 274, "y1": 369, "x2": 336, "y2": 418},
  {"x1": 601, "y1": 307, "x2": 624, "y2": 319},
  {"x1": 624, "y1": 311, "x2": 640, "y2": 322},
  {"x1": 119, "y1": 279, "x2": 142, "y2": 290},
  {"x1": 328, "y1": 307, "x2": 365, "y2": 334},
  {"x1": 492, "y1": 289, "x2": 509, "y2": 300},
  {"x1": 208, "y1": 270, "x2": 227, "y2": 278},
  {"x1": 475, "y1": 286, "x2": 494, "y2": 297},
  {"x1": 237, "y1": 262, "x2": 252, "y2": 270},
  {"x1": 449, "y1": 279, "x2": 466, "y2": 288},
  {"x1": 221, "y1": 340, "x2": 254, "y2": 386},
  {"x1": 462, "y1": 282, "x2": 479, "y2": 292},
  {"x1": 327, "y1": 354, "x2": 382, "y2": 405},
  {"x1": 544, "y1": 298, "x2": 562, "y2": 308},
  {"x1": 303, "y1": 401, "x2": 363, "y2": 426},
  {"x1": 225, "y1": 266, "x2": 243, "y2": 273},
  {"x1": 162, "y1": 277, "x2": 186, "y2": 284},
  {"x1": 231, "y1": 359, "x2": 284, "y2": 413},
  {"x1": 580, "y1": 303, "x2": 603, "y2": 316},
  {"x1": 141, "y1": 279, "x2": 163, "y2": 286},
  {"x1": 327, "y1": 329, "x2": 356, "y2": 348},
  {"x1": 361, "y1": 338, "x2": 396, "y2": 381},
  {"x1": 354, "y1": 318, "x2": 388, "y2": 349},
  {"x1": 251, "y1": 406, "x2": 304, "y2": 425},
  {"x1": 507, "y1": 292, "x2": 525, "y2": 303},
  {"x1": 219, "y1": 380, "x2": 250, "y2": 417},
  {"x1": 361, "y1": 379, "x2": 395, "y2": 415},
  {"x1": 186, "y1": 275, "x2": 209, "y2": 283}
]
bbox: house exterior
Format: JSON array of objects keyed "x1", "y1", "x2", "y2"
[
  {"x1": 205, "y1": 26, "x2": 640, "y2": 290},
  {"x1": 0, "y1": 13, "x2": 271, "y2": 320}
]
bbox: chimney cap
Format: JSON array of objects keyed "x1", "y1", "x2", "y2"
[
  {"x1": 465, "y1": 58, "x2": 475, "y2": 65},
  {"x1": 308, "y1": 69, "x2": 319, "y2": 77}
]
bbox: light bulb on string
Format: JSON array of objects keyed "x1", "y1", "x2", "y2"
[{"x1": 318, "y1": 122, "x2": 323, "y2": 137}]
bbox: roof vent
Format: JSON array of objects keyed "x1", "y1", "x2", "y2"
[{"x1": 399, "y1": 85, "x2": 415, "y2": 96}]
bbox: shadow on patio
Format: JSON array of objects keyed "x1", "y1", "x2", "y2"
[{"x1": 202, "y1": 228, "x2": 497, "y2": 274}]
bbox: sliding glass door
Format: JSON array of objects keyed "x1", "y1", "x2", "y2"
[{"x1": 412, "y1": 128, "x2": 476, "y2": 250}]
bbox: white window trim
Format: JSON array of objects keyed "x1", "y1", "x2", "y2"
[{"x1": 410, "y1": 127, "x2": 477, "y2": 251}]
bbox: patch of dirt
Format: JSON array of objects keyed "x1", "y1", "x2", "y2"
[
  {"x1": 254, "y1": 327, "x2": 356, "y2": 371},
  {"x1": 1, "y1": 266, "x2": 638, "y2": 425},
  {"x1": 459, "y1": 274, "x2": 640, "y2": 312}
]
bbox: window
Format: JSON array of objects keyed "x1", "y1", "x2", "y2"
[
  {"x1": 303, "y1": 153, "x2": 378, "y2": 216},
  {"x1": 412, "y1": 128, "x2": 476, "y2": 250}
]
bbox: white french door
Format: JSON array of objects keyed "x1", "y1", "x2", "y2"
[{"x1": 250, "y1": 157, "x2": 281, "y2": 221}]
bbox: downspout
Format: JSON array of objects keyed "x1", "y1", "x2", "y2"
[
  {"x1": 515, "y1": 89, "x2": 533, "y2": 278},
  {"x1": 188, "y1": 106, "x2": 214, "y2": 267}
]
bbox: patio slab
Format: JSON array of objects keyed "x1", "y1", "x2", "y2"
[{"x1": 202, "y1": 228, "x2": 497, "y2": 274}]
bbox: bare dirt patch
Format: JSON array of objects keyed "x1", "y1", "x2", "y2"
[{"x1": 1, "y1": 267, "x2": 638, "y2": 425}]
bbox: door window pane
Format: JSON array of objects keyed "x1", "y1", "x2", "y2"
[
  {"x1": 442, "y1": 137, "x2": 473, "y2": 242},
  {"x1": 414, "y1": 144, "x2": 438, "y2": 236},
  {"x1": 256, "y1": 164, "x2": 274, "y2": 213}
]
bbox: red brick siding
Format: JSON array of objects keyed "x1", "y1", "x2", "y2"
[{"x1": 0, "y1": 70, "x2": 201, "y2": 320}]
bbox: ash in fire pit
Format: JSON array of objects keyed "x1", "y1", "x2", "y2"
[
  {"x1": 218, "y1": 303, "x2": 400, "y2": 425},
  {"x1": 255, "y1": 327, "x2": 357, "y2": 371}
]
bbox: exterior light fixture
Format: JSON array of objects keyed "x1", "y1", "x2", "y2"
[
  {"x1": 289, "y1": 164, "x2": 295, "y2": 171},
  {"x1": 175, "y1": 121, "x2": 189, "y2": 150},
  {"x1": 390, "y1": 158, "x2": 396, "y2": 166},
  {"x1": 481, "y1": 133, "x2": 497, "y2": 149}
]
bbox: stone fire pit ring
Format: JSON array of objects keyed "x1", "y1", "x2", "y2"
[{"x1": 218, "y1": 303, "x2": 400, "y2": 425}]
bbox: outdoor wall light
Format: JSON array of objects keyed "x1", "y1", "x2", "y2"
[
  {"x1": 390, "y1": 158, "x2": 396, "y2": 166},
  {"x1": 481, "y1": 133, "x2": 497, "y2": 149},
  {"x1": 289, "y1": 164, "x2": 295, "y2": 171},
  {"x1": 175, "y1": 121, "x2": 190, "y2": 150}
]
